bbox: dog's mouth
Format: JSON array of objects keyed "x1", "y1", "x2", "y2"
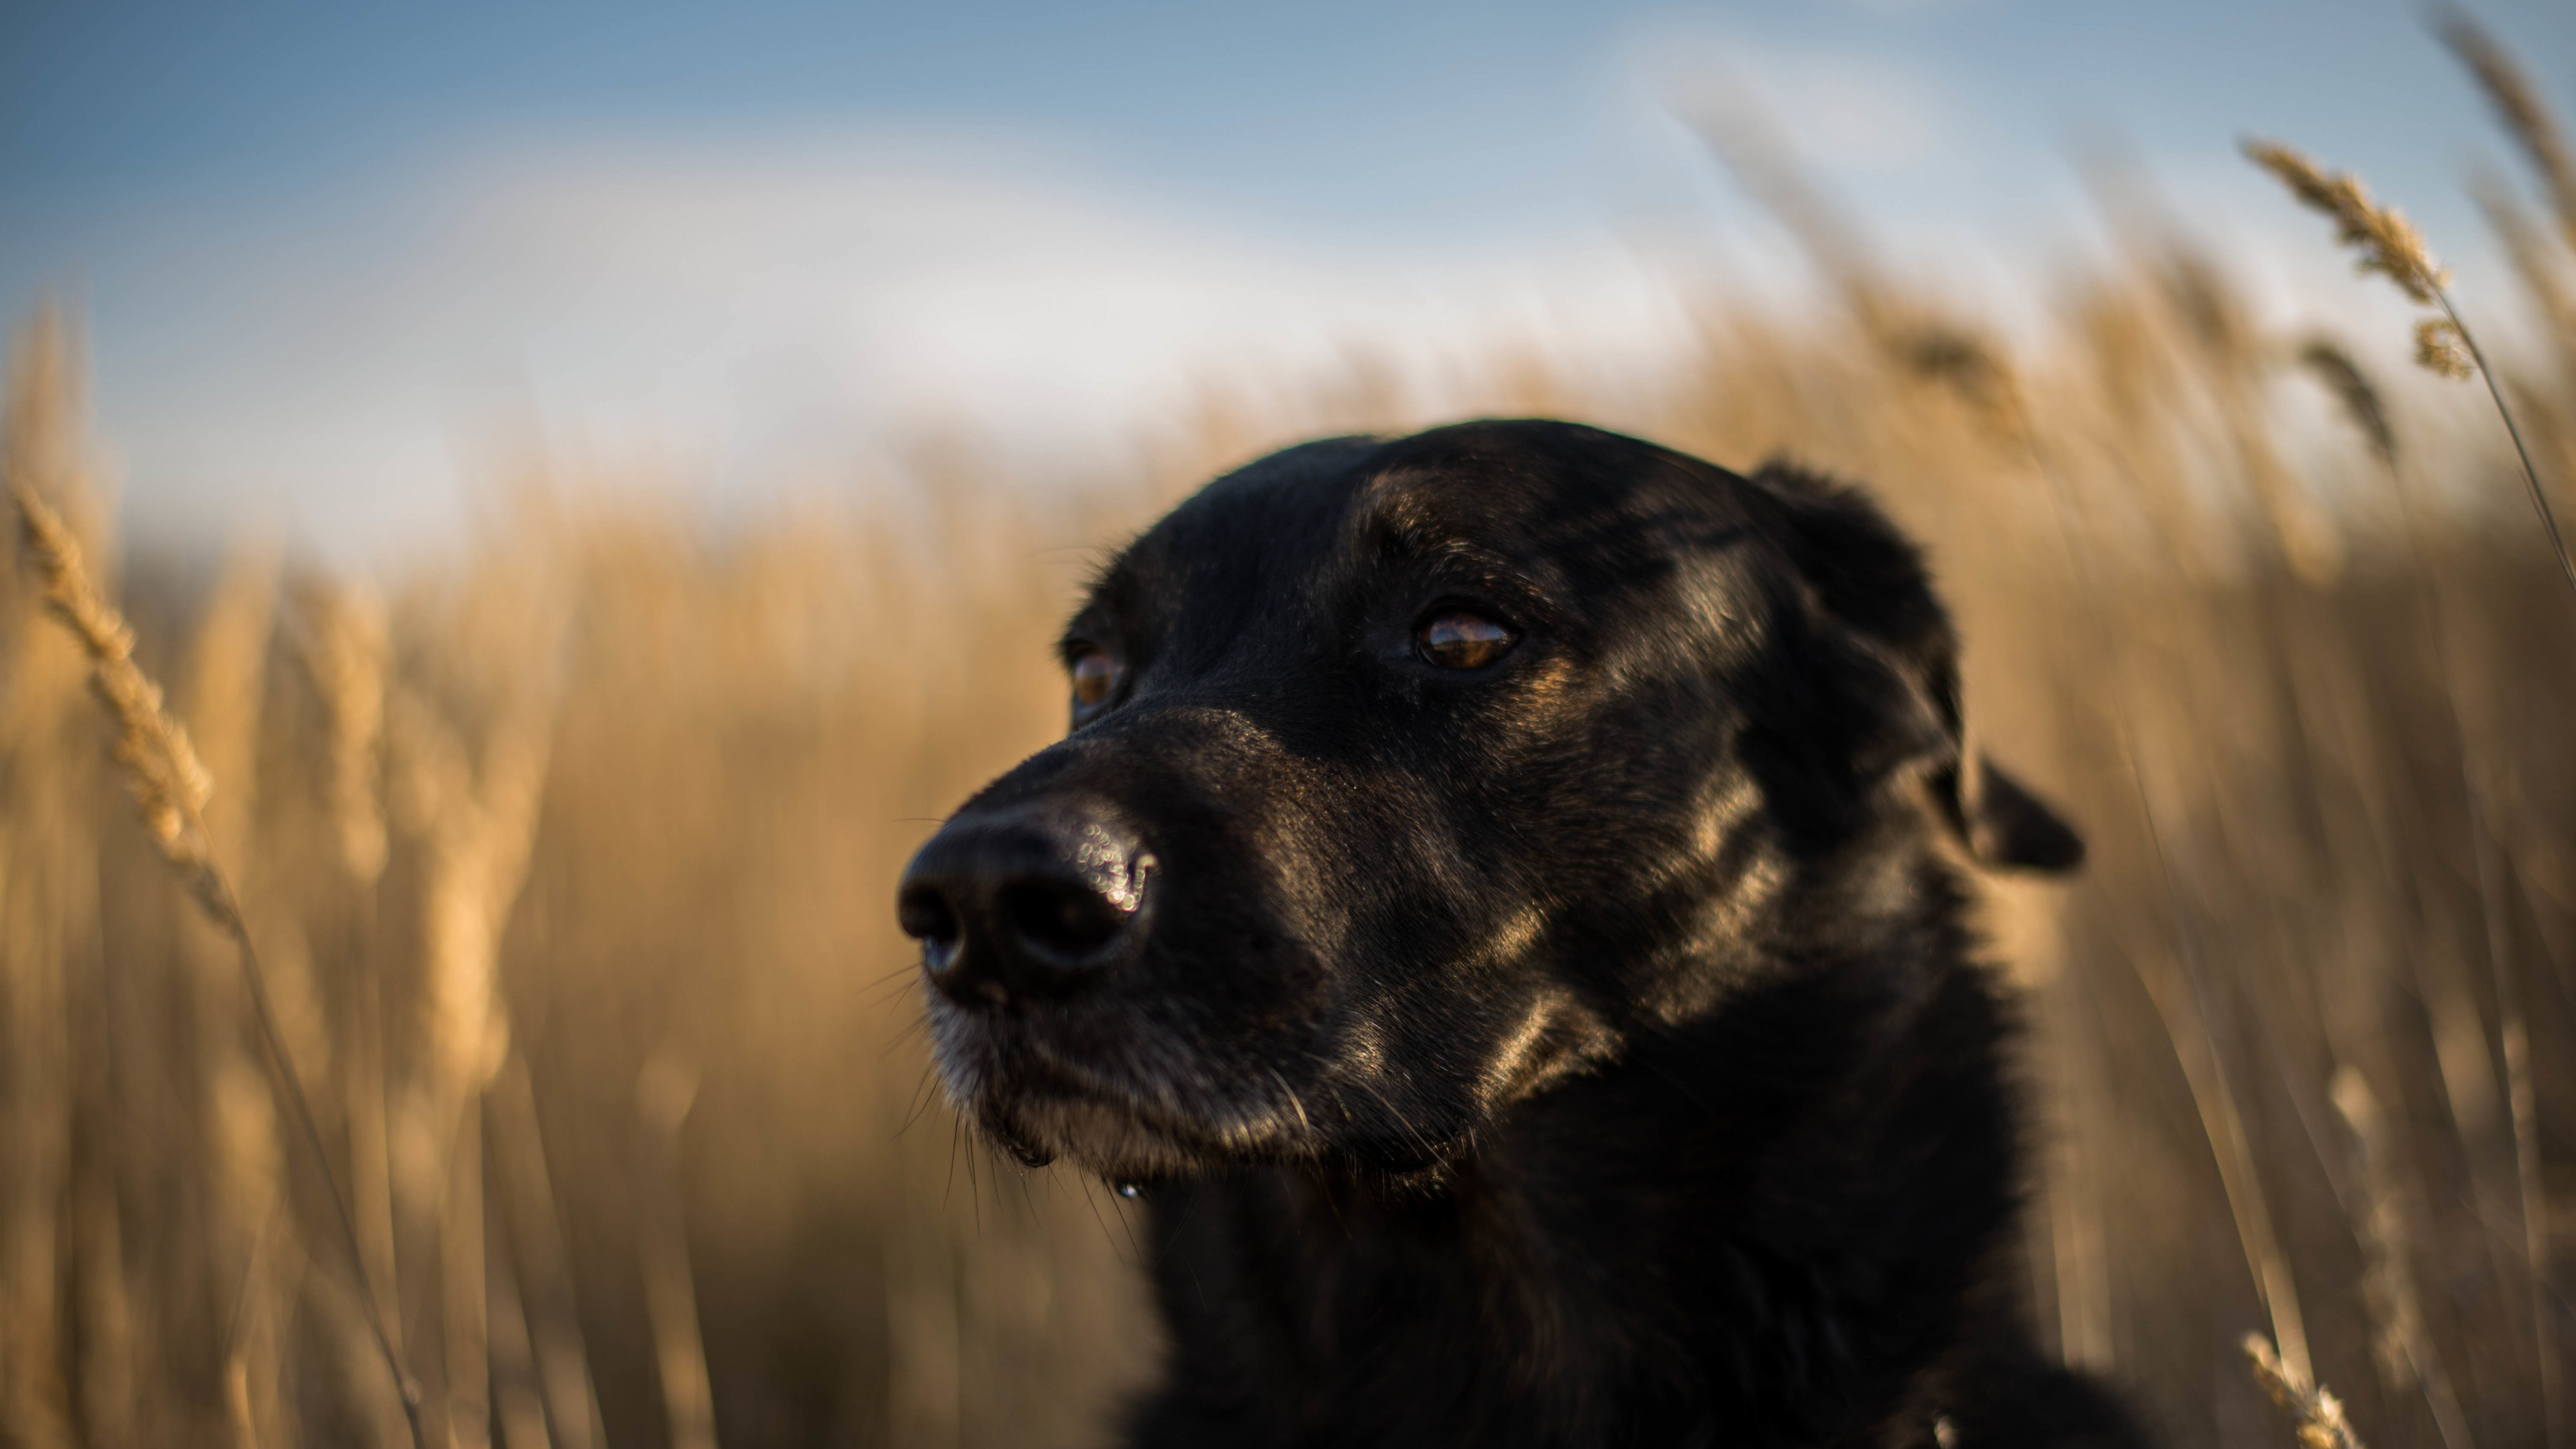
[
  {"x1": 933, "y1": 1008, "x2": 1316, "y2": 1181},
  {"x1": 978, "y1": 1085, "x2": 1211, "y2": 1182}
]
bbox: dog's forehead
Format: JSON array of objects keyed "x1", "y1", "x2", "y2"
[
  {"x1": 1086, "y1": 437, "x2": 1383, "y2": 628},
  {"x1": 1102, "y1": 423, "x2": 1762, "y2": 612}
]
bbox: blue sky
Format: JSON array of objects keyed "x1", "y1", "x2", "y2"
[{"x1": 3, "y1": 0, "x2": 2570, "y2": 557}]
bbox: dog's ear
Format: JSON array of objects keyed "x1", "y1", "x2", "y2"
[
  {"x1": 1743, "y1": 461, "x2": 2084, "y2": 874},
  {"x1": 1932, "y1": 753, "x2": 2086, "y2": 872}
]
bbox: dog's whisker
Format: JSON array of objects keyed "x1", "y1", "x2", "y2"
[
  {"x1": 898, "y1": 1061, "x2": 943, "y2": 1138},
  {"x1": 1266, "y1": 1066, "x2": 1315, "y2": 1140}
]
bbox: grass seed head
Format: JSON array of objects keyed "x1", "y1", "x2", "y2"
[
  {"x1": 1904, "y1": 325, "x2": 2027, "y2": 441},
  {"x1": 2413, "y1": 318, "x2": 2475, "y2": 380},
  {"x1": 2243, "y1": 1333, "x2": 2365, "y2": 1449},
  {"x1": 2328, "y1": 1069, "x2": 2429, "y2": 1394},
  {"x1": 12, "y1": 480, "x2": 217, "y2": 876},
  {"x1": 2243, "y1": 140, "x2": 2451, "y2": 305},
  {"x1": 2294, "y1": 339, "x2": 2398, "y2": 464}
]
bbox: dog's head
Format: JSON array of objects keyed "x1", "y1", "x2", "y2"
[{"x1": 897, "y1": 421, "x2": 2078, "y2": 1182}]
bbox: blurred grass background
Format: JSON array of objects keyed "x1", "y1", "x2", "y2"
[{"x1": 8, "y1": 30, "x2": 2576, "y2": 1449}]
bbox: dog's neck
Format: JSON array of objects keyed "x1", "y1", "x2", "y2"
[{"x1": 1135, "y1": 878, "x2": 2025, "y2": 1445}]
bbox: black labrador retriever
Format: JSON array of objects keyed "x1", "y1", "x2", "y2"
[{"x1": 897, "y1": 421, "x2": 2145, "y2": 1448}]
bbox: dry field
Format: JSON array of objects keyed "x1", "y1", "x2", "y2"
[{"x1": 6, "y1": 31, "x2": 2576, "y2": 1449}]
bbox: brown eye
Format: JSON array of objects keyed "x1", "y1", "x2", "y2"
[
  {"x1": 1069, "y1": 647, "x2": 1118, "y2": 710},
  {"x1": 1415, "y1": 610, "x2": 1515, "y2": 669}
]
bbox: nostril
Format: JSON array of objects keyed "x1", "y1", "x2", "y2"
[
  {"x1": 1000, "y1": 877, "x2": 1130, "y2": 961},
  {"x1": 897, "y1": 884, "x2": 962, "y2": 963}
]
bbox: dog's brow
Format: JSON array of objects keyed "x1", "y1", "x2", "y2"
[
  {"x1": 1369, "y1": 523, "x2": 1546, "y2": 612},
  {"x1": 1065, "y1": 558, "x2": 1142, "y2": 643},
  {"x1": 1346, "y1": 502, "x2": 1572, "y2": 631},
  {"x1": 1356, "y1": 495, "x2": 1501, "y2": 569}
]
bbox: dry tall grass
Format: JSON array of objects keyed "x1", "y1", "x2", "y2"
[{"x1": 5, "y1": 42, "x2": 2575, "y2": 1449}]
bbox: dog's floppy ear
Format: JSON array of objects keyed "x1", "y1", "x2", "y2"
[
  {"x1": 1933, "y1": 752, "x2": 2086, "y2": 873},
  {"x1": 1744, "y1": 460, "x2": 2084, "y2": 874}
]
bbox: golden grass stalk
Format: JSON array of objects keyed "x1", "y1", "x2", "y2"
[
  {"x1": 187, "y1": 546, "x2": 280, "y2": 873},
  {"x1": 295, "y1": 580, "x2": 391, "y2": 885},
  {"x1": 2128, "y1": 932, "x2": 2316, "y2": 1389},
  {"x1": 285, "y1": 578, "x2": 412, "y2": 1420},
  {"x1": 388, "y1": 657, "x2": 556, "y2": 1117},
  {"x1": 1683, "y1": 92, "x2": 1908, "y2": 347},
  {"x1": 2151, "y1": 248, "x2": 2347, "y2": 582},
  {"x1": 402, "y1": 686, "x2": 549, "y2": 1448},
  {"x1": 182, "y1": 547, "x2": 325, "y2": 1447},
  {"x1": 2438, "y1": 7, "x2": 2576, "y2": 252},
  {"x1": 2295, "y1": 339, "x2": 2397, "y2": 465},
  {"x1": 2042, "y1": 1018, "x2": 2113, "y2": 1372},
  {"x1": 442, "y1": 1107, "x2": 492, "y2": 1449},
  {"x1": 7, "y1": 478, "x2": 429, "y2": 1449},
  {"x1": 2488, "y1": 920, "x2": 2561, "y2": 1448},
  {"x1": 2245, "y1": 138, "x2": 2576, "y2": 600},
  {"x1": 213, "y1": 1057, "x2": 286, "y2": 1449},
  {"x1": 484, "y1": 1200, "x2": 555, "y2": 1449},
  {"x1": 490, "y1": 1054, "x2": 608, "y2": 1449},
  {"x1": 71, "y1": 1172, "x2": 136, "y2": 1448},
  {"x1": 2328, "y1": 1069, "x2": 2474, "y2": 1449},
  {"x1": 14, "y1": 484, "x2": 217, "y2": 890},
  {"x1": 380, "y1": 640, "x2": 557, "y2": 1449},
  {"x1": 2244, "y1": 1333, "x2": 2364, "y2": 1449},
  {"x1": 2326, "y1": 1071, "x2": 2416, "y2": 1389},
  {"x1": 635, "y1": 1053, "x2": 718, "y2": 1449},
  {"x1": 2472, "y1": 172, "x2": 2576, "y2": 365}
]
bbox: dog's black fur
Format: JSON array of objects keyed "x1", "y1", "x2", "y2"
[{"x1": 898, "y1": 421, "x2": 2145, "y2": 1448}]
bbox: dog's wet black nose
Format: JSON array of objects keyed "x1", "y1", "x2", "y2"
[{"x1": 897, "y1": 802, "x2": 1153, "y2": 1008}]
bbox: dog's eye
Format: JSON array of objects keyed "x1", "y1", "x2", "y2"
[
  {"x1": 1069, "y1": 647, "x2": 1120, "y2": 710},
  {"x1": 1415, "y1": 610, "x2": 1515, "y2": 669}
]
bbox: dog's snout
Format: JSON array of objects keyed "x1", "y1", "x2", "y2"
[{"x1": 898, "y1": 803, "x2": 1152, "y2": 1008}]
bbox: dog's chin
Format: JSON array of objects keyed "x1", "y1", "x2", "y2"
[
  {"x1": 967, "y1": 1075, "x2": 1478, "y2": 1193},
  {"x1": 933, "y1": 1015, "x2": 1324, "y2": 1179},
  {"x1": 975, "y1": 1091, "x2": 1220, "y2": 1179}
]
